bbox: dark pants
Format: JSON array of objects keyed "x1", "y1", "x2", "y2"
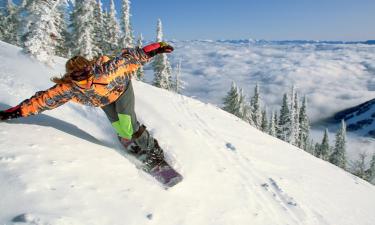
[
  {"x1": 101, "y1": 80, "x2": 139, "y2": 139},
  {"x1": 102, "y1": 80, "x2": 164, "y2": 165}
]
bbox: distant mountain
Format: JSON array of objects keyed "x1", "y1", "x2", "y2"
[
  {"x1": 332, "y1": 99, "x2": 375, "y2": 138},
  {"x1": 214, "y1": 39, "x2": 374, "y2": 45},
  {"x1": 364, "y1": 40, "x2": 375, "y2": 45}
]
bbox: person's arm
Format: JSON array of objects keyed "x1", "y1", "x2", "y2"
[
  {"x1": 93, "y1": 42, "x2": 174, "y2": 76},
  {"x1": 0, "y1": 83, "x2": 73, "y2": 120},
  {"x1": 121, "y1": 41, "x2": 174, "y2": 63}
]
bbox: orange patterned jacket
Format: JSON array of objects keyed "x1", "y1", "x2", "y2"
[{"x1": 19, "y1": 48, "x2": 150, "y2": 117}]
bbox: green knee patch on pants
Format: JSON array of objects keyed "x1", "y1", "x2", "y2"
[{"x1": 111, "y1": 114, "x2": 134, "y2": 139}]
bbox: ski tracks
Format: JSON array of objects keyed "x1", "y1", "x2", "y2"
[{"x1": 173, "y1": 96, "x2": 309, "y2": 225}]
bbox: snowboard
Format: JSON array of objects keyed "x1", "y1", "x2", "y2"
[
  {"x1": 145, "y1": 160, "x2": 183, "y2": 189},
  {"x1": 119, "y1": 137, "x2": 183, "y2": 189}
]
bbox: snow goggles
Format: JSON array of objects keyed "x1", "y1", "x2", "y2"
[
  {"x1": 74, "y1": 76, "x2": 93, "y2": 84},
  {"x1": 72, "y1": 73, "x2": 93, "y2": 88}
]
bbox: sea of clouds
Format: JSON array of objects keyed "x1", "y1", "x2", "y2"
[
  {"x1": 143, "y1": 40, "x2": 375, "y2": 156},
  {"x1": 144, "y1": 40, "x2": 375, "y2": 124}
]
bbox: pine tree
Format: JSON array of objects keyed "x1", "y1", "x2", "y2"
[
  {"x1": 135, "y1": 34, "x2": 145, "y2": 81},
  {"x1": 298, "y1": 96, "x2": 310, "y2": 150},
  {"x1": 350, "y1": 152, "x2": 369, "y2": 180},
  {"x1": 329, "y1": 120, "x2": 347, "y2": 169},
  {"x1": 23, "y1": 0, "x2": 62, "y2": 63},
  {"x1": 222, "y1": 82, "x2": 240, "y2": 116},
  {"x1": 278, "y1": 93, "x2": 291, "y2": 142},
  {"x1": 173, "y1": 59, "x2": 185, "y2": 93},
  {"x1": 317, "y1": 129, "x2": 330, "y2": 160},
  {"x1": 314, "y1": 142, "x2": 321, "y2": 157},
  {"x1": 20, "y1": 0, "x2": 27, "y2": 9},
  {"x1": 241, "y1": 95, "x2": 253, "y2": 124},
  {"x1": 261, "y1": 109, "x2": 268, "y2": 132},
  {"x1": 152, "y1": 19, "x2": 172, "y2": 90},
  {"x1": 289, "y1": 87, "x2": 296, "y2": 144},
  {"x1": 250, "y1": 83, "x2": 262, "y2": 129},
  {"x1": 366, "y1": 153, "x2": 375, "y2": 183},
  {"x1": 71, "y1": 0, "x2": 97, "y2": 59},
  {"x1": 54, "y1": 0, "x2": 69, "y2": 57},
  {"x1": 0, "y1": 6, "x2": 7, "y2": 41},
  {"x1": 93, "y1": 0, "x2": 105, "y2": 55},
  {"x1": 268, "y1": 111, "x2": 277, "y2": 137},
  {"x1": 103, "y1": 0, "x2": 120, "y2": 54},
  {"x1": 19, "y1": 0, "x2": 38, "y2": 46},
  {"x1": 120, "y1": 0, "x2": 134, "y2": 48},
  {"x1": 156, "y1": 18, "x2": 163, "y2": 41},
  {"x1": 305, "y1": 139, "x2": 316, "y2": 156},
  {"x1": 289, "y1": 86, "x2": 300, "y2": 146},
  {"x1": 293, "y1": 91, "x2": 300, "y2": 145},
  {"x1": 241, "y1": 88, "x2": 251, "y2": 119},
  {"x1": 1, "y1": 0, "x2": 19, "y2": 45}
]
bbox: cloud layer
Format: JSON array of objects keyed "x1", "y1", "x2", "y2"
[{"x1": 144, "y1": 41, "x2": 375, "y2": 123}]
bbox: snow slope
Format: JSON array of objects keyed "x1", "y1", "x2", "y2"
[{"x1": 1, "y1": 41, "x2": 375, "y2": 225}]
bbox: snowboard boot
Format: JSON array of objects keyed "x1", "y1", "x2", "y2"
[{"x1": 119, "y1": 125, "x2": 165, "y2": 172}]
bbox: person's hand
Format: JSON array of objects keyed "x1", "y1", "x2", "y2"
[
  {"x1": 142, "y1": 42, "x2": 174, "y2": 57},
  {"x1": 0, "y1": 105, "x2": 22, "y2": 121}
]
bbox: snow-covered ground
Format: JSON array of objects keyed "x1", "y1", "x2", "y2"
[{"x1": 1, "y1": 42, "x2": 375, "y2": 225}]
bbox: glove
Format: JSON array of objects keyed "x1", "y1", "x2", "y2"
[
  {"x1": 0, "y1": 105, "x2": 22, "y2": 121},
  {"x1": 142, "y1": 42, "x2": 174, "y2": 57}
]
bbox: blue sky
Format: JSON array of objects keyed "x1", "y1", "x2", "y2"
[
  {"x1": 106, "y1": 0, "x2": 375, "y2": 41},
  {"x1": 5, "y1": 0, "x2": 373, "y2": 41}
]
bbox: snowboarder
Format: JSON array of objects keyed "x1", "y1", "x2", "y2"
[{"x1": 0, "y1": 42, "x2": 182, "y2": 186}]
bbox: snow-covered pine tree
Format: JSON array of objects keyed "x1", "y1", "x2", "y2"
[
  {"x1": 250, "y1": 83, "x2": 262, "y2": 129},
  {"x1": 317, "y1": 128, "x2": 330, "y2": 160},
  {"x1": 23, "y1": 0, "x2": 63, "y2": 63},
  {"x1": 293, "y1": 91, "x2": 300, "y2": 145},
  {"x1": 222, "y1": 82, "x2": 241, "y2": 116},
  {"x1": 66, "y1": 1, "x2": 76, "y2": 55},
  {"x1": 70, "y1": 0, "x2": 97, "y2": 59},
  {"x1": 329, "y1": 120, "x2": 347, "y2": 169},
  {"x1": 1, "y1": 0, "x2": 19, "y2": 45},
  {"x1": 289, "y1": 86, "x2": 300, "y2": 146},
  {"x1": 367, "y1": 153, "x2": 375, "y2": 184},
  {"x1": 152, "y1": 19, "x2": 173, "y2": 90},
  {"x1": 135, "y1": 34, "x2": 145, "y2": 81},
  {"x1": 238, "y1": 88, "x2": 249, "y2": 119},
  {"x1": 350, "y1": 152, "x2": 368, "y2": 180},
  {"x1": 93, "y1": 0, "x2": 105, "y2": 55},
  {"x1": 268, "y1": 111, "x2": 277, "y2": 137},
  {"x1": 20, "y1": 0, "x2": 27, "y2": 9},
  {"x1": 103, "y1": 0, "x2": 120, "y2": 54},
  {"x1": 314, "y1": 142, "x2": 321, "y2": 157},
  {"x1": 241, "y1": 94, "x2": 253, "y2": 125},
  {"x1": 120, "y1": 0, "x2": 134, "y2": 48},
  {"x1": 261, "y1": 109, "x2": 268, "y2": 132},
  {"x1": 19, "y1": 0, "x2": 38, "y2": 45},
  {"x1": 54, "y1": 0, "x2": 69, "y2": 57},
  {"x1": 173, "y1": 59, "x2": 185, "y2": 93},
  {"x1": 0, "y1": 5, "x2": 7, "y2": 41},
  {"x1": 136, "y1": 33, "x2": 143, "y2": 47},
  {"x1": 298, "y1": 95, "x2": 310, "y2": 150},
  {"x1": 278, "y1": 93, "x2": 291, "y2": 142},
  {"x1": 156, "y1": 18, "x2": 162, "y2": 41},
  {"x1": 289, "y1": 87, "x2": 296, "y2": 144}
]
